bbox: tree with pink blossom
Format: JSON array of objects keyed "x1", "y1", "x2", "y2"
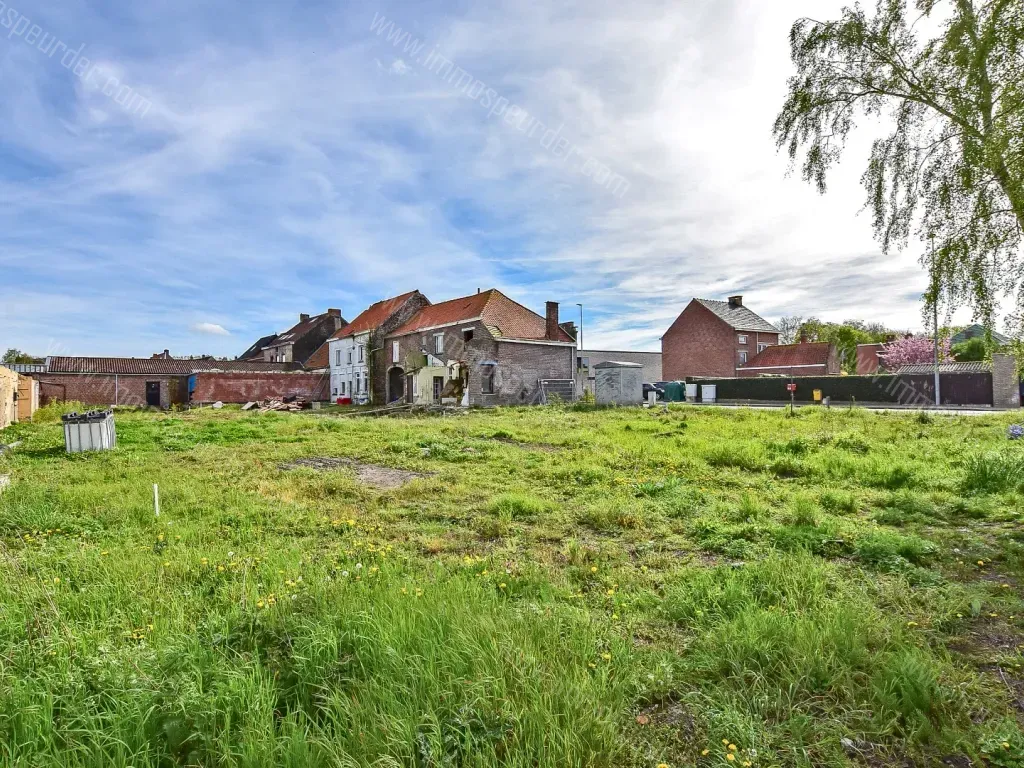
[{"x1": 879, "y1": 335, "x2": 951, "y2": 369}]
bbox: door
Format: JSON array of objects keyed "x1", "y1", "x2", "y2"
[
  {"x1": 145, "y1": 381, "x2": 161, "y2": 407},
  {"x1": 387, "y1": 367, "x2": 404, "y2": 403},
  {"x1": 432, "y1": 376, "x2": 444, "y2": 403}
]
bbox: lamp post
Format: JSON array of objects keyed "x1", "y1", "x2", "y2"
[
  {"x1": 576, "y1": 303, "x2": 584, "y2": 353},
  {"x1": 930, "y1": 235, "x2": 941, "y2": 407}
]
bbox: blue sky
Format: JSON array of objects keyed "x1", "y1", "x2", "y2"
[{"x1": 0, "y1": 0, "x2": 976, "y2": 357}]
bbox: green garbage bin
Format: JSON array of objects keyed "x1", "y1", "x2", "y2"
[{"x1": 663, "y1": 381, "x2": 684, "y2": 402}]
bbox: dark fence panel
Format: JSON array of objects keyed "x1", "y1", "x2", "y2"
[{"x1": 686, "y1": 372, "x2": 992, "y2": 406}]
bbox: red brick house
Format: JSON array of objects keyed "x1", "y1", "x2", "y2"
[
  {"x1": 661, "y1": 296, "x2": 780, "y2": 379},
  {"x1": 385, "y1": 290, "x2": 576, "y2": 406},
  {"x1": 737, "y1": 341, "x2": 841, "y2": 377},
  {"x1": 856, "y1": 343, "x2": 886, "y2": 375}
]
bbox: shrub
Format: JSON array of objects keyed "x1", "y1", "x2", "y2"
[{"x1": 31, "y1": 400, "x2": 88, "y2": 424}]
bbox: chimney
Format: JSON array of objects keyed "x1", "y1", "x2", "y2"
[
  {"x1": 728, "y1": 295, "x2": 743, "y2": 309},
  {"x1": 299, "y1": 313, "x2": 310, "y2": 322},
  {"x1": 327, "y1": 308, "x2": 341, "y2": 318},
  {"x1": 545, "y1": 301, "x2": 560, "y2": 341},
  {"x1": 799, "y1": 331, "x2": 808, "y2": 344}
]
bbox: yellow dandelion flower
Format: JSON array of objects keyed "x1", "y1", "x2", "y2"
[
  {"x1": 217, "y1": 565, "x2": 225, "y2": 572},
  {"x1": 590, "y1": 566, "x2": 598, "y2": 572},
  {"x1": 607, "y1": 589, "x2": 615, "y2": 596},
  {"x1": 256, "y1": 601, "x2": 265, "y2": 609},
  {"x1": 53, "y1": 577, "x2": 61, "y2": 584},
  {"x1": 907, "y1": 621, "x2": 918, "y2": 627},
  {"x1": 702, "y1": 749, "x2": 710, "y2": 756},
  {"x1": 612, "y1": 613, "x2": 619, "y2": 620},
  {"x1": 978, "y1": 560, "x2": 985, "y2": 566},
  {"x1": 588, "y1": 662, "x2": 596, "y2": 668},
  {"x1": 726, "y1": 754, "x2": 736, "y2": 762},
  {"x1": 601, "y1": 652, "x2": 612, "y2": 661},
  {"x1": 163, "y1": 561, "x2": 170, "y2": 567},
  {"x1": 728, "y1": 744, "x2": 737, "y2": 751},
  {"x1": 499, "y1": 583, "x2": 507, "y2": 589},
  {"x1": 743, "y1": 762, "x2": 752, "y2": 767},
  {"x1": 1003, "y1": 742, "x2": 1011, "y2": 749},
  {"x1": 101, "y1": 551, "x2": 109, "y2": 556},
  {"x1": 722, "y1": 739, "x2": 729, "y2": 745},
  {"x1": 657, "y1": 764, "x2": 669, "y2": 768}
]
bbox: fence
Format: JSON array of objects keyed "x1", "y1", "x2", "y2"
[{"x1": 683, "y1": 372, "x2": 994, "y2": 407}]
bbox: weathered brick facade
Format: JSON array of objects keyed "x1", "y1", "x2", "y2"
[
  {"x1": 191, "y1": 373, "x2": 329, "y2": 403},
  {"x1": 366, "y1": 293, "x2": 432, "y2": 405},
  {"x1": 35, "y1": 374, "x2": 187, "y2": 408},
  {"x1": 387, "y1": 320, "x2": 575, "y2": 406},
  {"x1": 662, "y1": 301, "x2": 779, "y2": 379}
]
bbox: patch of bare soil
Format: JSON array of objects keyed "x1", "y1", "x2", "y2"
[{"x1": 280, "y1": 457, "x2": 432, "y2": 489}]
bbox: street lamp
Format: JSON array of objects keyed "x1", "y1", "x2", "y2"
[
  {"x1": 930, "y1": 235, "x2": 940, "y2": 407},
  {"x1": 576, "y1": 303, "x2": 584, "y2": 353}
]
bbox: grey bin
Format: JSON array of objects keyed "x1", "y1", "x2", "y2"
[{"x1": 62, "y1": 410, "x2": 117, "y2": 453}]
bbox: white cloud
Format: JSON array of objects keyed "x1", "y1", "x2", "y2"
[{"x1": 190, "y1": 323, "x2": 231, "y2": 336}]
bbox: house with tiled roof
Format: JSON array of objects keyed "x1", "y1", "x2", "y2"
[
  {"x1": 259, "y1": 309, "x2": 347, "y2": 366},
  {"x1": 326, "y1": 291, "x2": 430, "y2": 404},
  {"x1": 384, "y1": 289, "x2": 576, "y2": 406},
  {"x1": 737, "y1": 341, "x2": 840, "y2": 377},
  {"x1": 662, "y1": 295, "x2": 780, "y2": 379}
]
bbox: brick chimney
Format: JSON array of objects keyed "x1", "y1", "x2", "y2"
[
  {"x1": 299, "y1": 313, "x2": 310, "y2": 322},
  {"x1": 728, "y1": 295, "x2": 743, "y2": 309},
  {"x1": 545, "y1": 301, "x2": 560, "y2": 341},
  {"x1": 327, "y1": 308, "x2": 342, "y2": 318}
]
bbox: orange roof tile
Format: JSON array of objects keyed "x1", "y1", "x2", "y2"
[
  {"x1": 740, "y1": 342, "x2": 833, "y2": 370},
  {"x1": 390, "y1": 289, "x2": 575, "y2": 342}
]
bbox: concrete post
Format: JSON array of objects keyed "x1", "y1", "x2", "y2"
[{"x1": 992, "y1": 354, "x2": 1021, "y2": 409}]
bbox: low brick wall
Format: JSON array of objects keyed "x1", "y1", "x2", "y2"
[
  {"x1": 35, "y1": 374, "x2": 186, "y2": 408},
  {"x1": 190, "y1": 372, "x2": 329, "y2": 404}
]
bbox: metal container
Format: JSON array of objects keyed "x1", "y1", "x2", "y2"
[
  {"x1": 62, "y1": 410, "x2": 117, "y2": 453},
  {"x1": 685, "y1": 383, "x2": 698, "y2": 402},
  {"x1": 700, "y1": 384, "x2": 717, "y2": 404}
]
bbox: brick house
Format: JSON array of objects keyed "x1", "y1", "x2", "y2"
[
  {"x1": 385, "y1": 290, "x2": 576, "y2": 406},
  {"x1": 258, "y1": 309, "x2": 347, "y2": 365},
  {"x1": 661, "y1": 296, "x2": 780, "y2": 379},
  {"x1": 738, "y1": 341, "x2": 840, "y2": 377},
  {"x1": 327, "y1": 290, "x2": 431, "y2": 404}
]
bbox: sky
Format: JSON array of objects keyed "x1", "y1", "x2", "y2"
[{"x1": 0, "y1": 0, "x2": 989, "y2": 358}]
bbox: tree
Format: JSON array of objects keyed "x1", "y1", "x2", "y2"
[
  {"x1": 2, "y1": 348, "x2": 36, "y2": 364},
  {"x1": 797, "y1": 317, "x2": 898, "y2": 373},
  {"x1": 774, "y1": 0, "x2": 1024, "y2": 325},
  {"x1": 951, "y1": 336, "x2": 989, "y2": 360},
  {"x1": 879, "y1": 335, "x2": 951, "y2": 368},
  {"x1": 775, "y1": 316, "x2": 805, "y2": 345}
]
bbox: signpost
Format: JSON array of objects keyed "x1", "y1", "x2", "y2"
[{"x1": 787, "y1": 382, "x2": 797, "y2": 414}]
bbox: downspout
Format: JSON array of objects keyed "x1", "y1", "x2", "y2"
[{"x1": 115, "y1": 374, "x2": 119, "y2": 405}]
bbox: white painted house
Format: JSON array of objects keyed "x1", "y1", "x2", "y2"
[
  {"x1": 329, "y1": 331, "x2": 371, "y2": 403},
  {"x1": 326, "y1": 291, "x2": 430, "y2": 405}
]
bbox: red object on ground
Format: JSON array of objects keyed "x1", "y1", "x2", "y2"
[{"x1": 787, "y1": 383, "x2": 797, "y2": 393}]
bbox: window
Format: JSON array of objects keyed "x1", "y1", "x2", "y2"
[
  {"x1": 434, "y1": 333, "x2": 444, "y2": 354},
  {"x1": 340, "y1": 382, "x2": 346, "y2": 396},
  {"x1": 355, "y1": 373, "x2": 361, "y2": 393},
  {"x1": 758, "y1": 343, "x2": 770, "y2": 353},
  {"x1": 358, "y1": 345, "x2": 364, "y2": 363},
  {"x1": 462, "y1": 328, "x2": 474, "y2": 342},
  {"x1": 739, "y1": 351, "x2": 748, "y2": 364},
  {"x1": 392, "y1": 341, "x2": 400, "y2": 363},
  {"x1": 482, "y1": 365, "x2": 496, "y2": 394},
  {"x1": 412, "y1": 376, "x2": 418, "y2": 396},
  {"x1": 738, "y1": 335, "x2": 748, "y2": 345},
  {"x1": 347, "y1": 350, "x2": 352, "y2": 365},
  {"x1": 335, "y1": 350, "x2": 342, "y2": 366}
]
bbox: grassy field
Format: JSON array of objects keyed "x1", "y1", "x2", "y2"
[{"x1": 1, "y1": 403, "x2": 1023, "y2": 767}]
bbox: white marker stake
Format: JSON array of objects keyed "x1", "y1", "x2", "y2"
[{"x1": 153, "y1": 483, "x2": 160, "y2": 517}]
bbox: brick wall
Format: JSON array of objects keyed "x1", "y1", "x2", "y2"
[
  {"x1": 367, "y1": 292, "x2": 432, "y2": 405},
  {"x1": 190, "y1": 372, "x2": 329, "y2": 403},
  {"x1": 34, "y1": 374, "x2": 186, "y2": 408},
  {"x1": 856, "y1": 343, "x2": 885, "y2": 375},
  {"x1": 992, "y1": 353, "x2": 1021, "y2": 409},
  {"x1": 388, "y1": 321, "x2": 574, "y2": 406},
  {"x1": 662, "y1": 302, "x2": 779, "y2": 379}
]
